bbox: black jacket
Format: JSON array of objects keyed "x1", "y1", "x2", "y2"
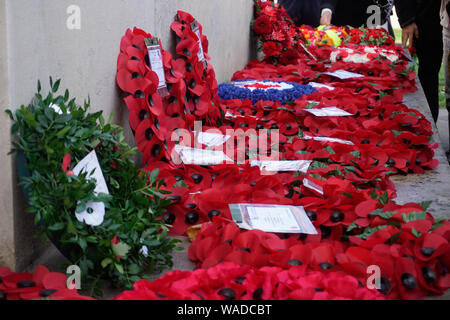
[
  {"x1": 279, "y1": 0, "x2": 321, "y2": 28},
  {"x1": 320, "y1": 0, "x2": 391, "y2": 28},
  {"x1": 395, "y1": 0, "x2": 441, "y2": 34}
]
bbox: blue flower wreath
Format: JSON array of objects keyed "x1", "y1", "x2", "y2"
[{"x1": 218, "y1": 80, "x2": 317, "y2": 105}]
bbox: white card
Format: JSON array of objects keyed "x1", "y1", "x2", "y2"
[
  {"x1": 192, "y1": 24, "x2": 206, "y2": 63},
  {"x1": 251, "y1": 160, "x2": 312, "y2": 173},
  {"x1": 305, "y1": 107, "x2": 354, "y2": 117},
  {"x1": 49, "y1": 103, "x2": 66, "y2": 115},
  {"x1": 146, "y1": 39, "x2": 167, "y2": 90},
  {"x1": 175, "y1": 145, "x2": 233, "y2": 165},
  {"x1": 309, "y1": 82, "x2": 335, "y2": 91},
  {"x1": 303, "y1": 178, "x2": 324, "y2": 195},
  {"x1": 229, "y1": 204, "x2": 318, "y2": 234},
  {"x1": 193, "y1": 131, "x2": 231, "y2": 147},
  {"x1": 324, "y1": 70, "x2": 364, "y2": 80},
  {"x1": 73, "y1": 150, "x2": 109, "y2": 227},
  {"x1": 303, "y1": 135, "x2": 354, "y2": 145}
]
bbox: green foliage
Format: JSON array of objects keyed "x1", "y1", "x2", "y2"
[{"x1": 7, "y1": 79, "x2": 180, "y2": 291}]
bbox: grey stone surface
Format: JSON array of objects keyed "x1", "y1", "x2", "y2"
[
  {"x1": 390, "y1": 82, "x2": 450, "y2": 220},
  {"x1": 1, "y1": 0, "x2": 254, "y2": 272}
]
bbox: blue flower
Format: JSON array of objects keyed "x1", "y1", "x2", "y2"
[{"x1": 218, "y1": 80, "x2": 317, "y2": 105}]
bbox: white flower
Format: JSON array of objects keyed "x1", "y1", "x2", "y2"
[
  {"x1": 75, "y1": 202, "x2": 105, "y2": 227},
  {"x1": 140, "y1": 245, "x2": 149, "y2": 257}
]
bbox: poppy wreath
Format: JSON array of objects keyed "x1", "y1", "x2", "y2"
[
  {"x1": 171, "y1": 10, "x2": 224, "y2": 124},
  {"x1": 252, "y1": 0, "x2": 303, "y2": 65},
  {"x1": 7, "y1": 79, "x2": 180, "y2": 291},
  {"x1": 0, "y1": 266, "x2": 95, "y2": 300},
  {"x1": 186, "y1": 200, "x2": 450, "y2": 300},
  {"x1": 111, "y1": 8, "x2": 449, "y2": 300},
  {"x1": 117, "y1": 27, "x2": 188, "y2": 165},
  {"x1": 114, "y1": 261, "x2": 387, "y2": 300},
  {"x1": 217, "y1": 80, "x2": 317, "y2": 105}
]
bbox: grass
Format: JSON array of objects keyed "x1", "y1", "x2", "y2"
[{"x1": 394, "y1": 29, "x2": 446, "y2": 109}]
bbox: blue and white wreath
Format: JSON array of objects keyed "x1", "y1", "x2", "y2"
[{"x1": 218, "y1": 80, "x2": 317, "y2": 105}]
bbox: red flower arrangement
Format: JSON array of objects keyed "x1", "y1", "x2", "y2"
[
  {"x1": 112, "y1": 9, "x2": 449, "y2": 301},
  {"x1": 253, "y1": 0, "x2": 302, "y2": 65},
  {"x1": 0, "y1": 266, "x2": 95, "y2": 300},
  {"x1": 114, "y1": 261, "x2": 386, "y2": 300}
]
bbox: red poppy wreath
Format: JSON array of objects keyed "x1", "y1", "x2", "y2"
[{"x1": 113, "y1": 5, "x2": 449, "y2": 301}]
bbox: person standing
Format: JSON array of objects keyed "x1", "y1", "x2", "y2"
[
  {"x1": 395, "y1": 0, "x2": 443, "y2": 124},
  {"x1": 320, "y1": 0, "x2": 393, "y2": 30},
  {"x1": 279, "y1": 0, "x2": 321, "y2": 28},
  {"x1": 441, "y1": 0, "x2": 450, "y2": 160}
]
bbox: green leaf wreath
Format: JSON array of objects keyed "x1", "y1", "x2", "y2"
[{"x1": 7, "y1": 78, "x2": 181, "y2": 292}]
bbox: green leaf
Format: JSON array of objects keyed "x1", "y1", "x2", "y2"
[
  {"x1": 67, "y1": 221, "x2": 78, "y2": 235},
  {"x1": 76, "y1": 203, "x2": 87, "y2": 213},
  {"x1": 402, "y1": 211, "x2": 427, "y2": 223},
  {"x1": 5, "y1": 109, "x2": 14, "y2": 120},
  {"x1": 378, "y1": 192, "x2": 389, "y2": 206},
  {"x1": 101, "y1": 258, "x2": 113, "y2": 269},
  {"x1": 411, "y1": 228, "x2": 421, "y2": 238},
  {"x1": 369, "y1": 209, "x2": 398, "y2": 220},
  {"x1": 392, "y1": 130, "x2": 403, "y2": 137},
  {"x1": 37, "y1": 80, "x2": 42, "y2": 93},
  {"x1": 350, "y1": 151, "x2": 361, "y2": 159},
  {"x1": 419, "y1": 201, "x2": 432, "y2": 212},
  {"x1": 79, "y1": 237, "x2": 87, "y2": 252},
  {"x1": 56, "y1": 126, "x2": 71, "y2": 137},
  {"x1": 112, "y1": 242, "x2": 131, "y2": 259},
  {"x1": 48, "y1": 222, "x2": 65, "y2": 231},
  {"x1": 346, "y1": 222, "x2": 358, "y2": 232},
  {"x1": 150, "y1": 169, "x2": 159, "y2": 186},
  {"x1": 115, "y1": 263, "x2": 124, "y2": 274},
  {"x1": 356, "y1": 225, "x2": 388, "y2": 240},
  {"x1": 128, "y1": 264, "x2": 140, "y2": 275},
  {"x1": 52, "y1": 79, "x2": 61, "y2": 93}
]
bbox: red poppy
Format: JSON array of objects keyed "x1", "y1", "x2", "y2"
[{"x1": 253, "y1": 15, "x2": 272, "y2": 35}]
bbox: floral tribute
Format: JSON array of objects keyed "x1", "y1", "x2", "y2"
[
  {"x1": 218, "y1": 80, "x2": 317, "y2": 105},
  {"x1": 299, "y1": 25, "x2": 396, "y2": 48},
  {"x1": 112, "y1": 6, "x2": 450, "y2": 300},
  {"x1": 7, "y1": 79, "x2": 180, "y2": 291},
  {"x1": 116, "y1": 12, "x2": 224, "y2": 167},
  {"x1": 252, "y1": 0, "x2": 303, "y2": 65},
  {"x1": 115, "y1": 261, "x2": 386, "y2": 300},
  {"x1": 0, "y1": 266, "x2": 95, "y2": 300}
]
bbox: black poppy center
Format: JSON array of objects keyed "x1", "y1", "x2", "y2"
[
  {"x1": 218, "y1": 288, "x2": 236, "y2": 300},
  {"x1": 185, "y1": 212, "x2": 199, "y2": 225}
]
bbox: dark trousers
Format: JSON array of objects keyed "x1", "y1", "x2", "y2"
[{"x1": 415, "y1": 23, "x2": 443, "y2": 123}]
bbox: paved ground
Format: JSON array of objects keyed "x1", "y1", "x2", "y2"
[{"x1": 437, "y1": 108, "x2": 449, "y2": 154}]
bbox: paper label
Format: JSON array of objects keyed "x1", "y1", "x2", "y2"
[
  {"x1": 194, "y1": 131, "x2": 231, "y2": 147},
  {"x1": 49, "y1": 103, "x2": 66, "y2": 115},
  {"x1": 305, "y1": 107, "x2": 354, "y2": 117},
  {"x1": 229, "y1": 204, "x2": 318, "y2": 234},
  {"x1": 303, "y1": 178, "x2": 324, "y2": 195},
  {"x1": 191, "y1": 21, "x2": 207, "y2": 68},
  {"x1": 175, "y1": 145, "x2": 233, "y2": 165},
  {"x1": 299, "y1": 43, "x2": 318, "y2": 61},
  {"x1": 145, "y1": 38, "x2": 169, "y2": 96},
  {"x1": 251, "y1": 160, "x2": 312, "y2": 173},
  {"x1": 309, "y1": 82, "x2": 335, "y2": 91},
  {"x1": 324, "y1": 70, "x2": 364, "y2": 80},
  {"x1": 303, "y1": 135, "x2": 354, "y2": 145},
  {"x1": 73, "y1": 151, "x2": 109, "y2": 227}
]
